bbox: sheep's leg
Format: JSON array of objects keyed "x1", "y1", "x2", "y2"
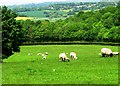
[
  {"x1": 110, "y1": 53, "x2": 113, "y2": 57},
  {"x1": 63, "y1": 58, "x2": 66, "y2": 62},
  {"x1": 102, "y1": 54, "x2": 105, "y2": 57},
  {"x1": 62, "y1": 58, "x2": 64, "y2": 62},
  {"x1": 67, "y1": 59, "x2": 70, "y2": 62},
  {"x1": 71, "y1": 55, "x2": 74, "y2": 59}
]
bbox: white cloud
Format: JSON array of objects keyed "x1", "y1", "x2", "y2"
[
  {"x1": 0, "y1": 0, "x2": 66, "y2": 6},
  {"x1": 0, "y1": 0, "x2": 102, "y2": 6}
]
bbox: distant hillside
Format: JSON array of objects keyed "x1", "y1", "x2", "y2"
[
  {"x1": 8, "y1": 1, "x2": 117, "y2": 19},
  {"x1": 101, "y1": 0, "x2": 120, "y2": 2},
  {"x1": 65, "y1": 0, "x2": 101, "y2": 2},
  {"x1": 19, "y1": 5, "x2": 120, "y2": 42},
  {"x1": 8, "y1": 2, "x2": 56, "y2": 9}
]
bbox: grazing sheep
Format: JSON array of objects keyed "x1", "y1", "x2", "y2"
[
  {"x1": 59, "y1": 53, "x2": 70, "y2": 62},
  {"x1": 101, "y1": 48, "x2": 113, "y2": 57},
  {"x1": 70, "y1": 52, "x2": 77, "y2": 60}
]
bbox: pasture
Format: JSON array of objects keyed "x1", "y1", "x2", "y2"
[
  {"x1": 18, "y1": 11, "x2": 46, "y2": 18},
  {"x1": 17, "y1": 10, "x2": 66, "y2": 22},
  {"x1": 15, "y1": 17, "x2": 34, "y2": 20},
  {"x1": 15, "y1": 16, "x2": 66, "y2": 22},
  {"x1": 2, "y1": 45, "x2": 118, "y2": 84},
  {"x1": 18, "y1": 10, "x2": 66, "y2": 18}
]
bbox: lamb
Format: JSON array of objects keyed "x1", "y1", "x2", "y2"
[
  {"x1": 101, "y1": 48, "x2": 113, "y2": 57},
  {"x1": 70, "y1": 52, "x2": 77, "y2": 60},
  {"x1": 59, "y1": 53, "x2": 70, "y2": 62},
  {"x1": 42, "y1": 54, "x2": 46, "y2": 59},
  {"x1": 37, "y1": 52, "x2": 48, "y2": 59},
  {"x1": 42, "y1": 52, "x2": 48, "y2": 59},
  {"x1": 37, "y1": 53, "x2": 42, "y2": 56}
]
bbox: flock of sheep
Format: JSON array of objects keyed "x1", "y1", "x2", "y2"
[
  {"x1": 59, "y1": 52, "x2": 77, "y2": 62},
  {"x1": 35, "y1": 52, "x2": 77, "y2": 62},
  {"x1": 32, "y1": 47, "x2": 119, "y2": 62},
  {"x1": 58, "y1": 48, "x2": 119, "y2": 62}
]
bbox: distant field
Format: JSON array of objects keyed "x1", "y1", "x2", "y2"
[
  {"x1": 2, "y1": 45, "x2": 118, "y2": 84},
  {"x1": 18, "y1": 10, "x2": 66, "y2": 18},
  {"x1": 15, "y1": 17, "x2": 34, "y2": 20},
  {"x1": 18, "y1": 11, "x2": 46, "y2": 18},
  {"x1": 15, "y1": 16, "x2": 66, "y2": 22},
  {"x1": 17, "y1": 10, "x2": 68, "y2": 21}
]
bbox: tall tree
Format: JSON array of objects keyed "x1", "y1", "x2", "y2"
[{"x1": 1, "y1": 6, "x2": 23, "y2": 59}]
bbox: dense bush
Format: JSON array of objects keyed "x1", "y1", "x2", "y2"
[{"x1": 20, "y1": 4, "x2": 120, "y2": 43}]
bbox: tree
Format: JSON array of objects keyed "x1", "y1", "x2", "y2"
[
  {"x1": 114, "y1": 1, "x2": 120, "y2": 26},
  {"x1": 108, "y1": 26, "x2": 120, "y2": 42},
  {"x1": 1, "y1": 6, "x2": 23, "y2": 59}
]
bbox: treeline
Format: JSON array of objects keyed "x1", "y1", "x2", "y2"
[{"x1": 19, "y1": 5, "x2": 120, "y2": 43}]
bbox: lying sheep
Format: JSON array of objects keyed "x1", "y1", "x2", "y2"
[
  {"x1": 59, "y1": 53, "x2": 70, "y2": 62},
  {"x1": 37, "y1": 53, "x2": 42, "y2": 56},
  {"x1": 112, "y1": 52, "x2": 119, "y2": 56},
  {"x1": 101, "y1": 48, "x2": 113, "y2": 57},
  {"x1": 70, "y1": 52, "x2": 77, "y2": 60}
]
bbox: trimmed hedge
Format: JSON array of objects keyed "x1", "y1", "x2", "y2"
[{"x1": 22, "y1": 41, "x2": 120, "y2": 46}]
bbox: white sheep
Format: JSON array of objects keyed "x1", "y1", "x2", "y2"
[
  {"x1": 37, "y1": 52, "x2": 48, "y2": 59},
  {"x1": 112, "y1": 52, "x2": 119, "y2": 56},
  {"x1": 45, "y1": 52, "x2": 48, "y2": 55},
  {"x1": 70, "y1": 52, "x2": 77, "y2": 60},
  {"x1": 101, "y1": 48, "x2": 113, "y2": 57},
  {"x1": 37, "y1": 53, "x2": 42, "y2": 56},
  {"x1": 42, "y1": 52, "x2": 48, "y2": 59},
  {"x1": 42, "y1": 54, "x2": 46, "y2": 59},
  {"x1": 59, "y1": 53, "x2": 70, "y2": 62},
  {"x1": 28, "y1": 53, "x2": 32, "y2": 56}
]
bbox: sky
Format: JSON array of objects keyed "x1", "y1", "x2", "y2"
[
  {"x1": 0, "y1": 0, "x2": 66, "y2": 6},
  {"x1": 0, "y1": 0, "x2": 102, "y2": 6}
]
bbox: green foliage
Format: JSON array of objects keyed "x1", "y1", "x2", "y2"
[
  {"x1": 1, "y1": 6, "x2": 23, "y2": 59},
  {"x1": 17, "y1": 5, "x2": 120, "y2": 43},
  {"x1": 10, "y1": 2, "x2": 117, "y2": 18},
  {"x1": 108, "y1": 26, "x2": 120, "y2": 42},
  {"x1": 99, "y1": 6, "x2": 116, "y2": 14}
]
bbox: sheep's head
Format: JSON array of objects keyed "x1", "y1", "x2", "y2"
[
  {"x1": 45, "y1": 52, "x2": 48, "y2": 55},
  {"x1": 66, "y1": 58, "x2": 70, "y2": 62}
]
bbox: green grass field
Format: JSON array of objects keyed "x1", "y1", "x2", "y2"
[
  {"x1": 18, "y1": 11, "x2": 46, "y2": 18},
  {"x1": 2, "y1": 45, "x2": 118, "y2": 84},
  {"x1": 18, "y1": 10, "x2": 66, "y2": 18}
]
